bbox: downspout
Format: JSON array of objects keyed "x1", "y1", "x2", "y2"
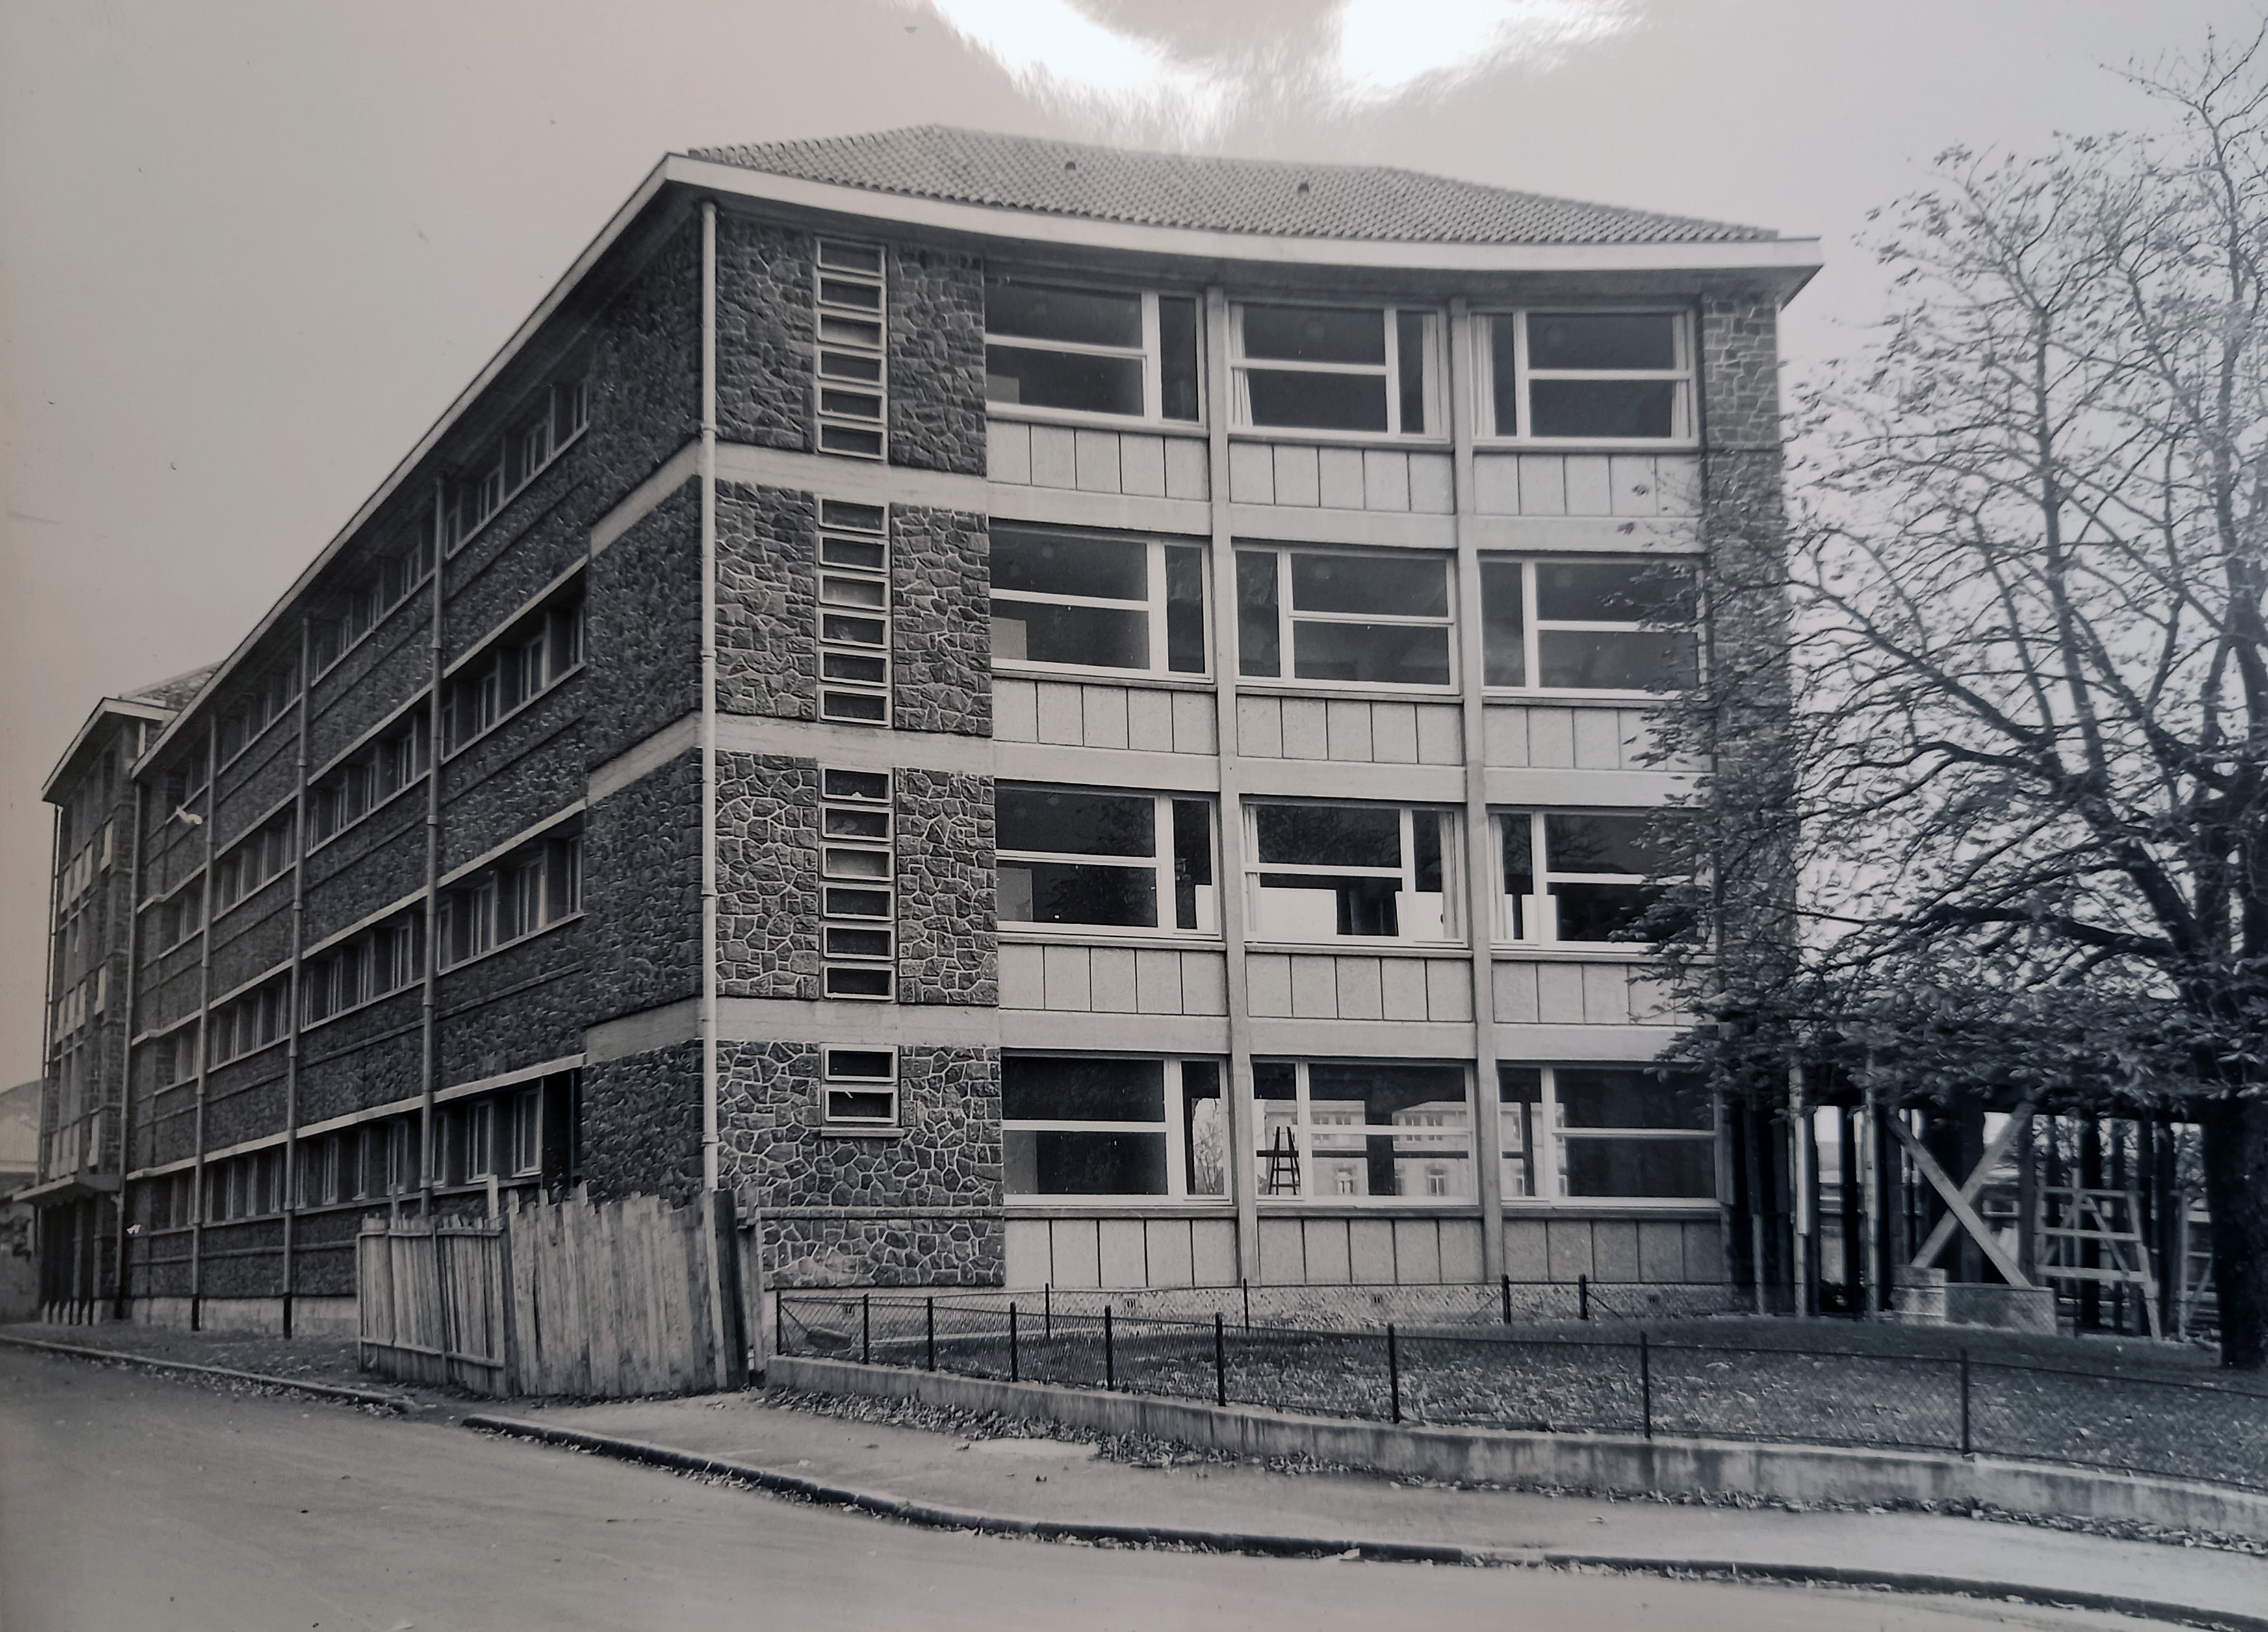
[
  {"x1": 699, "y1": 199, "x2": 727, "y2": 1379},
  {"x1": 280, "y1": 614, "x2": 312, "y2": 1332},
  {"x1": 112, "y1": 769, "x2": 148, "y2": 1319},
  {"x1": 187, "y1": 724, "x2": 218, "y2": 1327},
  {"x1": 36, "y1": 804, "x2": 62, "y2": 1307},
  {"x1": 420, "y1": 481, "x2": 446, "y2": 1214}
]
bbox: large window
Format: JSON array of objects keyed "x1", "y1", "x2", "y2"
[
  {"x1": 1480, "y1": 557, "x2": 1697, "y2": 693},
  {"x1": 990, "y1": 527, "x2": 1206, "y2": 676},
  {"x1": 1483, "y1": 311, "x2": 1692, "y2": 442},
  {"x1": 1245, "y1": 802, "x2": 1454, "y2": 943},
  {"x1": 312, "y1": 524, "x2": 437, "y2": 673},
  {"x1": 1498, "y1": 810, "x2": 1689, "y2": 946},
  {"x1": 209, "y1": 977, "x2": 290, "y2": 1066},
  {"x1": 443, "y1": 591, "x2": 584, "y2": 754},
  {"x1": 309, "y1": 709, "x2": 432, "y2": 847},
  {"x1": 446, "y1": 371, "x2": 589, "y2": 550},
  {"x1": 1235, "y1": 548, "x2": 1452, "y2": 687},
  {"x1": 985, "y1": 280, "x2": 1200, "y2": 423},
  {"x1": 1230, "y1": 303, "x2": 1437, "y2": 435},
  {"x1": 1501, "y1": 1065, "x2": 1714, "y2": 1200},
  {"x1": 1254, "y1": 1060, "x2": 1472, "y2": 1201},
  {"x1": 1003, "y1": 1055, "x2": 1226, "y2": 1199},
  {"x1": 998, "y1": 785, "x2": 1215, "y2": 934},
  {"x1": 303, "y1": 912, "x2": 423, "y2": 1026},
  {"x1": 213, "y1": 810, "x2": 296, "y2": 913},
  {"x1": 440, "y1": 830, "x2": 581, "y2": 967}
]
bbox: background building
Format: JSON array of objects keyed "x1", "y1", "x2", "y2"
[{"x1": 26, "y1": 128, "x2": 1817, "y2": 1331}]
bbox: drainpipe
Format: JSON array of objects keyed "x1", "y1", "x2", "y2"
[
  {"x1": 37, "y1": 804, "x2": 62, "y2": 1311},
  {"x1": 699, "y1": 198, "x2": 727, "y2": 1380},
  {"x1": 420, "y1": 481, "x2": 445, "y2": 1213},
  {"x1": 112, "y1": 767, "x2": 149, "y2": 1319},
  {"x1": 187, "y1": 724, "x2": 218, "y2": 1326},
  {"x1": 280, "y1": 614, "x2": 312, "y2": 1331}
]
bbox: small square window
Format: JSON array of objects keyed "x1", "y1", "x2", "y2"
[{"x1": 823, "y1": 1046, "x2": 897, "y2": 1125}]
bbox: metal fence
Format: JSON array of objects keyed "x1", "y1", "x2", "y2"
[{"x1": 774, "y1": 1287, "x2": 2268, "y2": 1494}]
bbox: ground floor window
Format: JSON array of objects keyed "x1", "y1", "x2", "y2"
[
  {"x1": 1500, "y1": 1064, "x2": 1715, "y2": 1201},
  {"x1": 1254, "y1": 1060, "x2": 1473, "y2": 1201},
  {"x1": 1003, "y1": 1054, "x2": 1226, "y2": 1199}
]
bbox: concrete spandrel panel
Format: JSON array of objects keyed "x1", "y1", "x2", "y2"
[
  {"x1": 1257, "y1": 1218, "x2": 1306, "y2": 1284},
  {"x1": 999, "y1": 943, "x2": 1046, "y2": 1008},
  {"x1": 1317, "y1": 446, "x2": 1367, "y2": 510},
  {"x1": 1362, "y1": 449, "x2": 1411, "y2": 511},
  {"x1": 1237, "y1": 696, "x2": 1283, "y2": 758},
  {"x1": 1581, "y1": 963, "x2": 1630, "y2": 1025},
  {"x1": 1030, "y1": 424, "x2": 1077, "y2": 489},
  {"x1": 1502, "y1": 1218, "x2": 1549, "y2": 1280},
  {"x1": 1119, "y1": 433, "x2": 1168, "y2": 498},
  {"x1": 1592, "y1": 1219, "x2": 1641, "y2": 1281},
  {"x1": 1040, "y1": 943, "x2": 1091, "y2": 1010},
  {"x1": 1348, "y1": 1218, "x2": 1397, "y2": 1283},
  {"x1": 1074, "y1": 429, "x2": 1123, "y2": 494},
  {"x1": 1609, "y1": 454, "x2": 1662, "y2": 518},
  {"x1": 1144, "y1": 1219, "x2": 1195, "y2": 1288},
  {"x1": 1473, "y1": 453, "x2": 1520, "y2": 515},
  {"x1": 1228, "y1": 442, "x2": 1274, "y2": 504},
  {"x1": 1324, "y1": 698, "x2": 1373, "y2": 761},
  {"x1": 1536, "y1": 963, "x2": 1586, "y2": 1023},
  {"x1": 1034, "y1": 682, "x2": 1084, "y2": 745},
  {"x1": 1169, "y1": 691, "x2": 1217, "y2": 754},
  {"x1": 1004, "y1": 1218, "x2": 1052, "y2": 1287},
  {"x1": 1370, "y1": 701, "x2": 1419, "y2": 764},
  {"x1": 1272, "y1": 444, "x2": 1322, "y2": 507},
  {"x1": 1302, "y1": 1218, "x2": 1353, "y2": 1284},
  {"x1": 1638, "y1": 1219, "x2": 1686, "y2": 1282},
  {"x1": 1289, "y1": 954, "x2": 1338, "y2": 1018},
  {"x1": 1163, "y1": 438, "x2": 1210, "y2": 501},
  {"x1": 1545, "y1": 1218, "x2": 1596, "y2": 1281},
  {"x1": 1683, "y1": 1220, "x2": 1725, "y2": 1282},
  {"x1": 988, "y1": 419, "x2": 1033, "y2": 484},
  {"x1": 1097, "y1": 1218, "x2": 1148, "y2": 1287},
  {"x1": 1050, "y1": 1218, "x2": 1103, "y2": 1288},
  {"x1": 1081, "y1": 685, "x2": 1129, "y2": 750},
  {"x1": 1564, "y1": 456, "x2": 1614, "y2": 516},
  {"x1": 1572, "y1": 709, "x2": 1623, "y2": 770},
  {"x1": 1135, "y1": 949, "x2": 1184, "y2": 1014},
  {"x1": 1088, "y1": 947, "x2": 1139, "y2": 1013},
  {"x1": 1334, "y1": 956, "x2": 1384, "y2": 1020},
  {"x1": 1494, "y1": 961, "x2": 1541, "y2": 1025},
  {"x1": 1179, "y1": 952, "x2": 1228, "y2": 1015},
  {"x1": 1424, "y1": 958, "x2": 1473, "y2": 1022},
  {"x1": 1126, "y1": 688, "x2": 1175, "y2": 752},
  {"x1": 994, "y1": 678, "x2": 1040, "y2": 741},
  {"x1": 1393, "y1": 1218, "x2": 1443, "y2": 1284},
  {"x1": 1516, "y1": 454, "x2": 1567, "y2": 515},
  {"x1": 1244, "y1": 953, "x2": 1292, "y2": 1017},
  {"x1": 1191, "y1": 1218, "x2": 1240, "y2": 1286},
  {"x1": 1409, "y1": 453, "x2": 1454, "y2": 513},
  {"x1": 1380, "y1": 957, "x2": 1430, "y2": 1021},
  {"x1": 1414, "y1": 705, "x2": 1462, "y2": 765},
  {"x1": 1483, "y1": 706, "x2": 1529, "y2": 768},
  {"x1": 1439, "y1": 1218, "x2": 1485, "y2": 1283}
]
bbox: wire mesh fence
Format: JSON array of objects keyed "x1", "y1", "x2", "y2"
[{"x1": 774, "y1": 1285, "x2": 2268, "y2": 1494}]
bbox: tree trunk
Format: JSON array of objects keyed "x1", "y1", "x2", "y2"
[{"x1": 2200, "y1": 1095, "x2": 2268, "y2": 1370}]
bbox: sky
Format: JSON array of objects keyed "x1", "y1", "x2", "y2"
[{"x1": 0, "y1": 0, "x2": 2249, "y2": 1086}]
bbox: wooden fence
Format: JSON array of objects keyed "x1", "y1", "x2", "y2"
[{"x1": 357, "y1": 1192, "x2": 748, "y2": 1397}]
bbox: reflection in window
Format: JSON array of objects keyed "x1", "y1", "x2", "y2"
[
  {"x1": 985, "y1": 281, "x2": 1200, "y2": 422},
  {"x1": 1246, "y1": 802, "x2": 1452, "y2": 943},
  {"x1": 1485, "y1": 311, "x2": 1690, "y2": 441},
  {"x1": 1530, "y1": 1065, "x2": 1714, "y2": 1200},
  {"x1": 1478, "y1": 557, "x2": 1696, "y2": 692},
  {"x1": 1499, "y1": 810, "x2": 1689, "y2": 945},
  {"x1": 1003, "y1": 1056, "x2": 1226, "y2": 1198},
  {"x1": 1252, "y1": 1060, "x2": 1473, "y2": 1201},
  {"x1": 1234, "y1": 548, "x2": 1452, "y2": 687},
  {"x1": 1230, "y1": 303, "x2": 1435, "y2": 435},
  {"x1": 990, "y1": 528, "x2": 1206, "y2": 676},
  {"x1": 998, "y1": 785, "x2": 1215, "y2": 933}
]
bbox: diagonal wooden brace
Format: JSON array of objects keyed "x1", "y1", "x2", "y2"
[
  {"x1": 1906, "y1": 1101, "x2": 2035, "y2": 1275},
  {"x1": 1890, "y1": 1111, "x2": 2035, "y2": 1289}
]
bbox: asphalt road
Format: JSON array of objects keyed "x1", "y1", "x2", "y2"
[{"x1": 0, "y1": 1346, "x2": 2160, "y2": 1632}]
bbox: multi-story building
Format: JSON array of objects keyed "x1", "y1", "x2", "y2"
[{"x1": 28, "y1": 127, "x2": 1818, "y2": 1332}]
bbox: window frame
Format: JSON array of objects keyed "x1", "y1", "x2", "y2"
[
  {"x1": 990, "y1": 526, "x2": 1210, "y2": 682},
  {"x1": 1479, "y1": 554, "x2": 1701, "y2": 697},
  {"x1": 815, "y1": 240, "x2": 888, "y2": 461},
  {"x1": 444, "y1": 370, "x2": 591, "y2": 556},
  {"x1": 1499, "y1": 1063, "x2": 1718, "y2": 1205},
  {"x1": 1477, "y1": 309, "x2": 1696, "y2": 448},
  {"x1": 1243, "y1": 800, "x2": 1461, "y2": 947},
  {"x1": 996, "y1": 785, "x2": 1218, "y2": 940},
  {"x1": 311, "y1": 526, "x2": 438, "y2": 679},
  {"x1": 1233, "y1": 545, "x2": 1458, "y2": 693},
  {"x1": 818, "y1": 768, "x2": 895, "y2": 1001},
  {"x1": 821, "y1": 1045, "x2": 898, "y2": 1129},
  {"x1": 1252, "y1": 1058, "x2": 1477, "y2": 1207},
  {"x1": 307, "y1": 706, "x2": 432, "y2": 853},
  {"x1": 1001, "y1": 1053, "x2": 1230, "y2": 1204},
  {"x1": 1492, "y1": 808, "x2": 1690, "y2": 950},
  {"x1": 983, "y1": 277, "x2": 1205, "y2": 429},
  {"x1": 818, "y1": 500, "x2": 892, "y2": 726},
  {"x1": 438, "y1": 828, "x2": 583, "y2": 971},
  {"x1": 1227, "y1": 300, "x2": 1443, "y2": 442},
  {"x1": 441, "y1": 587, "x2": 586, "y2": 760}
]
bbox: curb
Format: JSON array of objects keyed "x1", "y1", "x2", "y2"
[
  {"x1": 0, "y1": 1332, "x2": 412, "y2": 1412},
  {"x1": 463, "y1": 1412, "x2": 2268, "y2": 1631}
]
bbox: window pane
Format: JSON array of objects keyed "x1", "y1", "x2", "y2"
[
  {"x1": 1305, "y1": 1063, "x2": 1471, "y2": 1199},
  {"x1": 1252, "y1": 804, "x2": 1400, "y2": 869},
  {"x1": 1290, "y1": 553, "x2": 1445, "y2": 617},
  {"x1": 1291, "y1": 621, "x2": 1451, "y2": 685},
  {"x1": 1489, "y1": 317, "x2": 1520, "y2": 435},
  {"x1": 992, "y1": 529, "x2": 1148, "y2": 600},
  {"x1": 1535, "y1": 561, "x2": 1696, "y2": 622},
  {"x1": 1480, "y1": 561, "x2": 1526, "y2": 686},
  {"x1": 1545, "y1": 812, "x2": 1674, "y2": 876},
  {"x1": 1564, "y1": 1138, "x2": 1716, "y2": 1199},
  {"x1": 988, "y1": 282, "x2": 1142, "y2": 348},
  {"x1": 1241, "y1": 304, "x2": 1384, "y2": 364},
  {"x1": 1183, "y1": 1062, "x2": 1226, "y2": 1195},
  {"x1": 1254, "y1": 874, "x2": 1401, "y2": 937},
  {"x1": 999, "y1": 787, "x2": 1155, "y2": 857},
  {"x1": 985, "y1": 346, "x2": 1145, "y2": 415},
  {"x1": 992, "y1": 600, "x2": 1149, "y2": 669},
  {"x1": 1528, "y1": 312, "x2": 1677, "y2": 371},
  {"x1": 1244, "y1": 370, "x2": 1387, "y2": 431},
  {"x1": 1235, "y1": 551, "x2": 1281, "y2": 676},
  {"x1": 1538, "y1": 629, "x2": 1696, "y2": 691},
  {"x1": 1003, "y1": 1056, "x2": 1165, "y2": 1121},
  {"x1": 1396, "y1": 311, "x2": 1428, "y2": 433},
  {"x1": 1165, "y1": 545, "x2": 1205, "y2": 673},
  {"x1": 1551, "y1": 880, "x2": 1665, "y2": 942},
  {"x1": 1005, "y1": 1130, "x2": 1168, "y2": 1196},
  {"x1": 1556, "y1": 1067, "x2": 1712, "y2": 1130},
  {"x1": 1158, "y1": 296, "x2": 1200, "y2": 421},
  {"x1": 1172, "y1": 798, "x2": 1213, "y2": 932},
  {"x1": 999, "y1": 861, "x2": 1159, "y2": 928},
  {"x1": 1530, "y1": 379, "x2": 1676, "y2": 439}
]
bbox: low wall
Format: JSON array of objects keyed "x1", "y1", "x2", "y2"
[
  {"x1": 769, "y1": 1355, "x2": 2268, "y2": 1540},
  {"x1": 126, "y1": 1294, "x2": 357, "y2": 1338}
]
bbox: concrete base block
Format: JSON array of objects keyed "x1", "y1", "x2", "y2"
[
  {"x1": 1944, "y1": 1283, "x2": 2057, "y2": 1335},
  {"x1": 125, "y1": 1294, "x2": 357, "y2": 1337}
]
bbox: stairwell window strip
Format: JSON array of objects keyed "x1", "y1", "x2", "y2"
[
  {"x1": 1003, "y1": 1054, "x2": 1227, "y2": 1199},
  {"x1": 997, "y1": 785, "x2": 1216, "y2": 936},
  {"x1": 819, "y1": 768, "x2": 893, "y2": 1000},
  {"x1": 1254, "y1": 1060, "x2": 1474, "y2": 1203},
  {"x1": 818, "y1": 500, "x2": 890, "y2": 724},
  {"x1": 1479, "y1": 557, "x2": 1699, "y2": 693},
  {"x1": 815, "y1": 240, "x2": 886, "y2": 459},
  {"x1": 1244, "y1": 801, "x2": 1455, "y2": 944},
  {"x1": 823, "y1": 1046, "x2": 897, "y2": 1127},
  {"x1": 984, "y1": 278, "x2": 1202, "y2": 425},
  {"x1": 1500, "y1": 1065, "x2": 1716, "y2": 1202},
  {"x1": 1235, "y1": 547, "x2": 1454, "y2": 689},
  {"x1": 1228, "y1": 301, "x2": 1438, "y2": 437},
  {"x1": 990, "y1": 526, "x2": 1207, "y2": 677},
  {"x1": 1480, "y1": 311, "x2": 1694, "y2": 444}
]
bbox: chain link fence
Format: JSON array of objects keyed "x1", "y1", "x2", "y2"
[{"x1": 774, "y1": 1285, "x2": 2268, "y2": 1494}]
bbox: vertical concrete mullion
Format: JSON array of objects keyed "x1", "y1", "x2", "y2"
[
  {"x1": 187, "y1": 724, "x2": 218, "y2": 1312},
  {"x1": 1202, "y1": 287, "x2": 1261, "y2": 1282},
  {"x1": 1449, "y1": 301, "x2": 1506, "y2": 1283}
]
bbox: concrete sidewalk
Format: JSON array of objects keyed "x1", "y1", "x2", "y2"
[{"x1": 480, "y1": 1388, "x2": 2268, "y2": 1627}]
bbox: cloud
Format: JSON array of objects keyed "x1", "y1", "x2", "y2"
[{"x1": 918, "y1": 0, "x2": 1636, "y2": 137}]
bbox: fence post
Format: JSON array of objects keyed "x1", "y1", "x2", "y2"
[
  {"x1": 1387, "y1": 1323, "x2": 1402, "y2": 1423},
  {"x1": 1044, "y1": 1282, "x2": 1052, "y2": 1340},
  {"x1": 1959, "y1": 1349, "x2": 1972, "y2": 1455},
  {"x1": 1639, "y1": 1331, "x2": 1653, "y2": 1439},
  {"x1": 926, "y1": 1297, "x2": 936, "y2": 1371},
  {"x1": 1579, "y1": 1273, "x2": 1590, "y2": 1321},
  {"x1": 1501, "y1": 1273, "x2": 1512, "y2": 1325},
  {"x1": 1213, "y1": 1312, "x2": 1226, "y2": 1407},
  {"x1": 1241, "y1": 1278, "x2": 1250, "y2": 1332},
  {"x1": 1104, "y1": 1305, "x2": 1115, "y2": 1390},
  {"x1": 1010, "y1": 1302, "x2": 1019, "y2": 1384},
  {"x1": 862, "y1": 1293, "x2": 870, "y2": 1366},
  {"x1": 775, "y1": 1288, "x2": 785, "y2": 1358}
]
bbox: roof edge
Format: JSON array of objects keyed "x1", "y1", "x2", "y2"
[{"x1": 44, "y1": 696, "x2": 178, "y2": 806}]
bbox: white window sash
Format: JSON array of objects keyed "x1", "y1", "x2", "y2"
[
  {"x1": 998, "y1": 793, "x2": 1213, "y2": 937},
  {"x1": 1478, "y1": 311, "x2": 1695, "y2": 445},
  {"x1": 1228, "y1": 304, "x2": 1439, "y2": 438},
  {"x1": 1244, "y1": 805, "x2": 1458, "y2": 944}
]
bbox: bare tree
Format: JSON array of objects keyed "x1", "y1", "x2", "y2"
[{"x1": 1669, "y1": 29, "x2": 2268, "y2": 1367}]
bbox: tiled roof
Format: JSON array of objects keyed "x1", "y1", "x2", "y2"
[
  {"x1": 689, "y1": 126, "x2": 1773, "y2": 247},
  {"x1": 125, "y1": 663, "x2": 220, "y2": 712}
]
